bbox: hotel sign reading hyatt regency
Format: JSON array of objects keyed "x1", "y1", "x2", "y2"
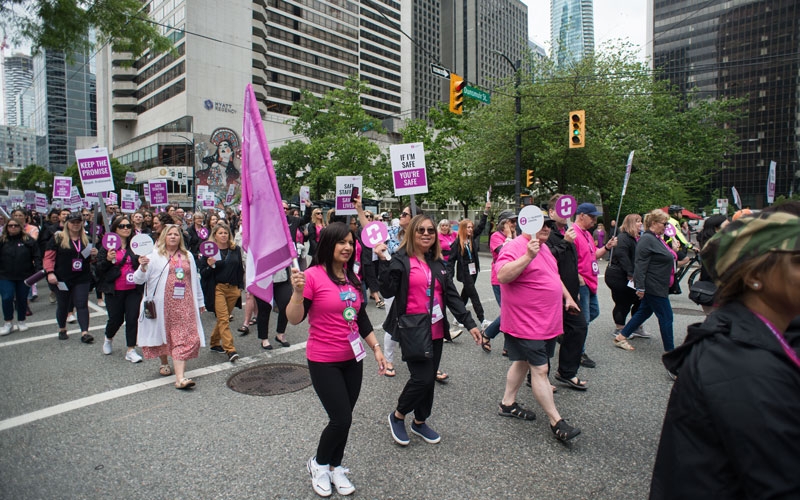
[{"x1": 204, "y1": 99, "x2": 237, "y2": 114}]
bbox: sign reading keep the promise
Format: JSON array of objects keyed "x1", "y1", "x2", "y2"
[
  {"x1": 75, "y1": 147, "x2": 115, "y2": 194},
  {"x1": 389, "y1": 143, "x2": 428, "y2": 196}
]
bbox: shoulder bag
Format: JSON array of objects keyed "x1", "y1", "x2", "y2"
[
  {"x1": 397, "y1": 277, "x2": 434, "y2": 362},
  {"x1": 142, "y1": 260, "x2": 170, "y2": 319}
]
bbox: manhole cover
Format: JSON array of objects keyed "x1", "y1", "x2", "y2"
[
  {"x1": 672, "y1": 307, "x2": 706, "y2": 317},
  {"x1": 227, "y1": 363, "x2": 311, "y2": 396}
]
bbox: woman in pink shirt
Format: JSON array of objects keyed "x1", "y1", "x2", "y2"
[
  {"x1": 437, "y1": 220, "x2": 456, "y2": 261},
  {"x1": 287, "y1": 222, "x2": 386, "y2": 498}
]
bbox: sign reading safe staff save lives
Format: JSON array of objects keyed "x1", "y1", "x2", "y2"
[{"x1": 389, "y1": 142, "x2": 428, "y2": 196}]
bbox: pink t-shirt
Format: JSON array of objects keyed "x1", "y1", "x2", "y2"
[
  {"x1": 303, "y1": 265, "x2": 363, "y2": 362},
  {"x1": 407, "y1": 257, "x2": 445, "y2": 340},
  {"x1": 497, "y1": 235, "x2": 563, "y2": 340},
  {"x1": 573, "y1": 225, "x2": 599, "y2": 293},
  {"x1": 490, "y1": 231, "x2": 510, "y2": 286},
  {"x1": 114, "y1": 251, "x2": 137, "y2": 291},
  {"x1": 438, "y1": 232, "x2": 457, "y2": 262}
]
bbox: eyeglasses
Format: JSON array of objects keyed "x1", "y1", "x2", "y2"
[
  {"x1": 365, "y1": 214, "x2": 373, "y2": 219},
  {"x1": 283, "y1": 206, "x2": 289, "y2": 211},
  {"x1": 416, "y1": 227, "x2": 436, "y2": 235},
  {"x1": 117, "y1": 224, "x2": 132, "y2": 229},
  {"x1": 6, "y1": 224, "x2": 20, "y2": 228},
  {"x1": 313, "y1": 212, "x2": 321, "y2": 215},
  {"x1": 400, "y1": 212, "x2": 411, "y2": 218}
]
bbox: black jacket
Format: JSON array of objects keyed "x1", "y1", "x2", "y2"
[
  {"x1": 545, "y1": 228, "x2": 580, "y2": 301},
  {"x1": 379, "y1": 249, "x2": 477, "y2": 341},
  {"x1": 94, "y1": 246, "x2": 141, "y2": 295},
  {"x1": 0, "y1": 234, "x2": 42, "y2": 281},
  {"x1": 446, "y1": 239, "x2": 479, "y2": 283},
  {"x1": 650, "y1": 302, "x2": 800, "y2": 500},
  {"x1": 633, "y1": 231, "x2": 675, "y2": 297},
  {"x1": 198, "y1": 246, "x2": 244, "y2": 314},
  {"x1": 608, "y1": 231, "x2": 637, "y2": 279}
]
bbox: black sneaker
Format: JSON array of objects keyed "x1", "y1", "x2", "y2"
[
  {"x1": 580, "y1": 353, "x2": 596, "y2": 368},
  {"x1": 551, "y1": 419, "x2": 581, "y2": 442},
  {"x1": 209, "y1": 345, "x2": 225, "y2": 353},
  {"x1": 58, "y1": 330, "x2": 68, "y2": 340},
  {"x1": 80, "y1": 333, "x2": 94, "y2": 344},
  {"x1": 228, "y1": 351, "x2": 240, "y2": 363}
]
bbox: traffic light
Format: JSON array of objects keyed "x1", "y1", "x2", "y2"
[
  {"x1": 449, "y1": 74, "x2": 465, "y2": 114},
  {"x1": 569, "y1": 110, "x2": 585, "y2": 148},
  {"x1": 526, "y1": 169, "x2": 535, "y2": 188}
]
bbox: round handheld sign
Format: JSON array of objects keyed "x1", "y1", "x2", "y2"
[
  {"x1": 554, "y1": 195, "x2": 577, "y2": 219},
  {"x1": 518, "y1": 205, "x2": 544, "y2": 235},
  {"x1": 200, "y1": 241, "x2": 219, "y2": 257},
  {"x1": 197, "y1": 227, "x2": 209, "y2": 240},
  {"x1": 101, "y1": 233, "x2": 122, "y2": 251},
  {"x1": 664, "y1": 223, "x2": 677, "y2": 237},
  {"x1": 130, "y1": 234, "x2": 154, "y2": 256},
  {"x1": 360, "y1": 222, "x2": 389, "y2": 249}
]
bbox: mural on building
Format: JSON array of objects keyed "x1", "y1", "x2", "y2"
[{"x1": 196, "y1": 128, "x2": 241, "y2": 197}]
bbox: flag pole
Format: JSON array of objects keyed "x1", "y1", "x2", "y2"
[{"x1": 610, "y1": 151, "x2": 634, "y2": 260}]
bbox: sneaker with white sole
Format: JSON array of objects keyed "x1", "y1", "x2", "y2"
[
  {"x1": 388, "y1": 412, "x2": 410, "y2": 446},
  {"x1": 67, "y1": 313, "x2": 77, "y2": 324},
  {"x1": 331, "y1": 466, "x2": 355, "y2": 495},
  {"x1": 16, "y1": 321, "x2": 29, "y2": 332},
  {"x1": 102, "y1": 338, "x2": 113, "y2": 355},
  {"x1": 481, "y1": 319, "x2": 492, "y2": 331},
  {"x1": 306, "y1": 457, "x2": 332, "y2": 497},
  {"x1": 125, "y1": 350, "x2": 143, "y2": 363},
  {"x1": 449, "y1": 328, "x2": 463, "y2": 340},
  {"x1": 630, "y1": 327, "x2": 652, "y2": 339},
  {"x1": 410, "y1": 421, "x2": 441, "y2": 444},
  {"x1": 0, "y1": 322, "x2": 13, "y2": 336}
]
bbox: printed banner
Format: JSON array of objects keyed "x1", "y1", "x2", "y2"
[
  {"x1": 75, "y1": 147, "x2": 115, "y2": 194},
  {"x1": 767, "y1": 161, "x2": 776, "y2": 204},
  {"x1": 53, "y1": 176, "x2": 72, "y2": 199},
  {"x1": 148, "y1": 179, "x2": 169, "y2": 206},
  {"x1": 389, "y1": 143, "x2": 428, "y2": 196},
  {"x1": 120, "y1": 189, "x2": 137, "y2": 213},
  {"x1": 335, "y1": 176, "x2": 362, "y2": 215}
]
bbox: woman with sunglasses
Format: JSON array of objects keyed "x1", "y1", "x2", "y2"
[
  {"x1": 307, "y1": 207, "x2": 327, "y2": 259},
  {"x1": 0, "y1": 218, "x2": 41, "y2": 335},
  {"x1": 377, "y1": 214, "x2": 482, "y2": 446},
  {"x1": 95, "y1": 216, "x2": 143, "y2": 362}
]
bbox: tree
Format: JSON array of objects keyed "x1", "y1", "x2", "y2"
[
  {"x1": 1, "y1": 0, "x2": 173, "y2": 60},
  {"x1": 64, "y1": 158, "x2": 132, "y2": 196},
  {"x1": 271, "y1": 76, "x2": 390, "y2": 200},
  {"x1": 14, "y1": 164, "x2": 54, "y2": 192}
]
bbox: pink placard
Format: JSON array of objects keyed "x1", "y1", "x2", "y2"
[
  {"x1": 360, "y1": 222, "x2": 389, "y2": 248},
  {"x1": 102, "y1": 233, "x2": 122, "y2": 251},
  {"x1": 200, "y1": 241, "x2": 219, "y2": 257},
  {"x1": 555, "y1": 195, "x2": 577, "y2": 219},
  {"x1": 664, "y1": 224, "x2": 677, "y2": 237}
]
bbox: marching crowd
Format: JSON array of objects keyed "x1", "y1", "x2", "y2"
[{"x1": 1, "y1": 196, "x2": 798, "y2": 498}]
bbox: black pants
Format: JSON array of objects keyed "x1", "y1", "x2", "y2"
[
  {"x1": 459, "y1": 276, "x2": 484, "y2": 323},
  {"x1": 396, "y1": 338, "x2": 443, "y2": 422},
  {"x1": 51, "y1": 282, "x2": 90, "y2": 331},
  {"x1": 254, "y1": 280, "x2": 292, "y2": 339},
  {"x1": 104, "y1": 288, "x2": 142, "y2": 348},
  {"x1": 557, "y1": 306, "x2": 588, "y2": 379},
  {"x1": 605, "y1": 267, "x2": 640, "y2": 326},
  {"x1": 308, "y1": 358, "x2": 363, "y2": 467}
]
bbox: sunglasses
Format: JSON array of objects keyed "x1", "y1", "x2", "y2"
[
  {"x1": 416, "y1": 227, "x2": 436, "y2": 235},
  {"x1": 117, "y1": 224, "x2": 132, "y2": 229},
  {"x1": 6, "y1": 224, "x2": 20, "y2": 228},
  {"x1": 365, "y1": 214, "x2": 373, "y2": 219},
  {"x1": 400, "y1": 212, "x2": 411, "y2": 218},
  {"x1": 313, "y1": 212, "x2": 321, "y2": 215}
]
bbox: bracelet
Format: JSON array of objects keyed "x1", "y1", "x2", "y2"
[
  {"x1": 372, "y1": 344, "x2": 381, "y2": 351},
  {"x1": 604, "y1": 244, "x2": 611, "y2": 250}
]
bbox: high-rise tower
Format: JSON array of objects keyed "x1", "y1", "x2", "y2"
[{"x1": 551, "y1": 0, "x2": 594, "y2": 67}]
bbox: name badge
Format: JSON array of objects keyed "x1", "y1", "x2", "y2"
[
  {"x1": 353, "y1": 262, "x2": 361, "y2": 275},
  {"x1": 126, "y1": 272, "x2": 135, "y2": 284},
  {"x1": 81, "y1": 244, "x2": 93, "y2": 259},
  {"x1": 468, "y1": 262, "x2": 477, "y2": 275},
  {"x1": 348, "y1": 330, "x2": 367, "y2": 362},
  {"x1": 71, "y1": 259, "x2": 83, "y2": 272},
  {"x1": 591, "y1": 261, "x2": 599, "y2": 276},
  {"x1": 431, "y1": 298, "x2": 444, "y2": 324},
  {"x1": 339, "y1": 291, "x2": 357, "y2": 302},
  {"x1": 173, "y1": 282, "x2": 186, "y2": 299}
]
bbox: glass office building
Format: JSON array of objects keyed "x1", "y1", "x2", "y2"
[{"x1": 551, "y1": 0, "x2": 594, "y2": 67}]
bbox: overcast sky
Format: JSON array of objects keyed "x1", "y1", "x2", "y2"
[{"x1": 524, "y1": 0, "x2": 648, "y2": 61}]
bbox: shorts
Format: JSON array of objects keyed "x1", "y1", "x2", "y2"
[{"x1": 502, "y1": 332, "x2": 555, "y2": 367}]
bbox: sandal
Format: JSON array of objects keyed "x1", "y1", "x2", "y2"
[
  {"x1": 175, "y1": 378, "x2": 196, "y2": 390},
  {"x1": 435, "y1": 370, "x2": 449, "y2": 384},
  {"x1": 481, "y1": 334, "x2": 492, "y2": 353},
  {"x1": 249, "y1": 317, "x2": 258, "y2": 325},
  {"x1": 498, "y1": 402, "x2": 536, "y2": 420},
  {"x1": 376, "y1": 300, "x2": 385, "y2": 309},
  {"x1": 384, "y1": 366, "x2": 396, "y2": 377},
  {"x1": 237, "y1": 325, "x2": 250, "y2": 336},
  {"x1": 159, "y1": 364, "x2": 173, "y2": 376},
  {"x1": 551, "y1": 419, "x2": 581, "y2": 442},
  {"x1": 555, "y1": 373, "x2": 588, "y2": 391},
  {"x1": 613, "y1": 337, "x2": 635, "y2": 351}
]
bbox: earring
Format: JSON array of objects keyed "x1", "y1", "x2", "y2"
[{"x1": 751, "y1": 281, "x2": 761, "y2": 290}]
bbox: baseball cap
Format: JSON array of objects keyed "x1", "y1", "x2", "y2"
[
  {"x1": 66, "y1": 212, "x2": 83, "y2": 222},
  {"x1": 575, "y1": 203, "x2": 602, "y2": 216},
  {"x1": 380, "y1": 212, "x2": 389, "y2": 219},
  {"x1": 497, "y1": 210, "x2": 517, "y2": 226}
]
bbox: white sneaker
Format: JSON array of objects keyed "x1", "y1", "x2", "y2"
[
  {"x1": 630, "y1": 326, "x2": 652, "y2": 339},
  {"x1": 0, "y1": 322, "x2": 13, "y2": 336},
  {"x1": 449, "y1": 328, "x2": 463, "y2": 340},
  {"x1": 67, "y1": 313, "x2": 77, "y2": 324},
  {"x1": 306, "y1": 457, "x2": 332, "y2": 497},
  {"x1": 481, "y1": 319, "x2": 492, "y2": 331},
  {"x1": 125, "y1": 349, "x2": 143, "y2": 363},
  {"x1": 331, "y1": 466, "x2": 355, "y2": 496},
  {"x1": 102, "y1": 338, "x2": 113, "y2": 355},
  {"x1": 456, "y1": 322, "x2": 464, "y2": 328},
  {"x1": 16, "y1": 321, "x2": 29, "y2": 332}
]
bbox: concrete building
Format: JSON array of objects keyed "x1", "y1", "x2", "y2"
[
  {"x1": 3, "y1": 54, "x2": 34, "y2": 127},
  {"x1": 32, "y1": 50, "x2": 97, "y2": 174},
  {"x1": 651, "y1": 0, "x2": 800, "y2": 207},
  {"x1": 0, "y1": 125, "x2": 38, "y2": 175},
  {"x1": 551, "y1": 0, "x2": 594, "y2": 67}
]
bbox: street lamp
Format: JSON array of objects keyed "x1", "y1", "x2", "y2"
[
  {"x1": 493, "y1": 51, "x2": 522, "y2": 212},
  {"x1": 172, "y1": 133, "x2": 197, "y2": 212}
]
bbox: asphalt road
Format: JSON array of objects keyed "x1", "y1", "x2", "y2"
[{"x1": 0, "y1": 257, "x2": 706, "y2": 500}]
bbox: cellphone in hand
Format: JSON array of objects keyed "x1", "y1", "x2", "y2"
[{"x1": 350, "y1": 186, "x2": 359, "y2": 202}]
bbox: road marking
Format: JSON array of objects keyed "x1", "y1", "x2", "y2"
[
  {"x1": 0, "y1": 318, "x2": 108, "y2": 348},
  {"x1": 0, "y1": 342, "x2": 307, "y2": 433}
]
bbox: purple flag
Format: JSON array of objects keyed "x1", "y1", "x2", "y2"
[{"x1": 241, "y1": 84, "x2": 297, "y2": 302}]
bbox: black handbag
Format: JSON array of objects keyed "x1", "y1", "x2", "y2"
[
  {"x1": 397, "y1": 279, "x2": 435, "y2": 362},
  {"x1": 689, "y1": 280, "x2": 717, "y2": 306}
]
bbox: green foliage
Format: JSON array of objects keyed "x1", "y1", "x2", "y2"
[
  {"x1": 271, "y1": 76, "x2": 389, "y2": 200},
  {"x1": 64, "y1": 158, "x2": 132, "y2": 196},
  {"x1": 2, "y1": 0, "x2": 173, "y2": 60},
  {"x1": 14, "y1": 164, "x2": 54, "y2": 192}
]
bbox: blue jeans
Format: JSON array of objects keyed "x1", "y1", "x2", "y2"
[
  {"x1": 484, "y1": 285, "x2": 502, "y2": 340},
  {"x1": 578, "y1": 285, "x2": 600, "y2": 325},
  {"x1": 620, "y1": 294, "x2": 674, "y2": 351},
  {"x1": 0, "y1": 279, "x2": 29, "y2": 322}
]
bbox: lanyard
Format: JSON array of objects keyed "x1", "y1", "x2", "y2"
[
  {"x1": 71, "y1": 239, "x2": 82, "y2": 254},
  {"x1": 465, "y1": 241, "x2": 472, "y2": 260},
  {"x1": 754, "y1": 312, "x2": 800, "y2": 372},
  {"x1": 335, "y1": 277, "x2": 358, "y2": 330},
  {"x1": 170, "y1": 250, "x2": 183, "y2": 268}
]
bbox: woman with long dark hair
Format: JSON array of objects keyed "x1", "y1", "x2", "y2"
[
  {"x1": 287, "y1": 222, "x2": 386, "y2": 497},
  {"x1": 0, "y1": 218, "x2": 41, "y2": 335}
]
